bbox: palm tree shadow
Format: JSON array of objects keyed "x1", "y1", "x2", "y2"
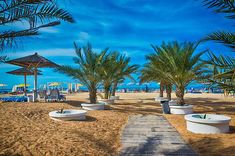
[
  {"x1": 71, "y1": 129, "x2": 118, "y2": 155},
  {"x1": 120, "y1": 134, "x2": 197, "y2": 155},
  {"x1": 185, "y1": 97, "x2": 235, "y2": 113},
  {"x1": 64, "y1": 100, "x2": 86, "y2": 107},
  {"x1": 83, "y1": 116, "x2": 97, "y2": 122},
  {"x1": 187, "y1": 136, "x2": 235, "y2": 155},
  {"x1": 229, "y1": 125, "x2": 235, "y2": 134},
  {"x1": 111, "y1": 102, "x2": 163, "y2": 115}
]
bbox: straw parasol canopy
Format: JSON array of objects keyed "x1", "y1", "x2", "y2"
[
  {"x1": 6, "y1": 52, "x2": 58, "y2": 68},
  {"x1": 49, "y1": 82, "x2": 61, "y2": 87},
  {"x1": 6, "y1": 67, "x2": 42, "y2": 96},
  {"x1": 6, "y1": 53, "x2": 59, "y2": 101},
  {"x1": 77, "y1": 83, "x2": 83, "y2": 87},
  {"x1": 6, "y1": 67, "x2": 41, "y2": 75}
]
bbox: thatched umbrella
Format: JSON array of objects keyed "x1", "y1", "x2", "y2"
[
  {"x1": 6, "y1": 53, "x2": 59, "y2": 101},
  {"x1": 6, "y1": 68, "x2": 42, "y2": 96}
]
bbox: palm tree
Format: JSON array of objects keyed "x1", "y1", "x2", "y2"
[
  {"x1": 201, "y1": 0, "x2": 235, "y2": 92},
  {"x1": 165, "y1": 84, "x2": 172, "y2": 100},
  {"x1": 100, "y1": 52, "x2": 119, "y2": 99},
  {"x1": 100, "y1": 51, "x2": 138, "y2": 99},
  {"x1": 141, "y1": 45, "x2": 172, "y2": 100},
  {"x1": 203, "y1": 51, "x2": 235, "y2": 95},
  {"x1": 110, "y1": 53, "x2": 139, "y2": 97},
  {"x1": 143, "y1": 41, "x2": 206, "y2": 105},
  {"x1": 0, "y1": 0, "x2": 74, "y2": 52},
  {"x1": 56, "y1": 43, "x2": 109, "y2": 104}
]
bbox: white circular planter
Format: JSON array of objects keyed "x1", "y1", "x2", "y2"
[
  {"x1": 185, "y1": 114, "x2": 231, "y2": 134},
  {"x1": 49, "y1": 110, "x2": 87, "y2": 121},
  {"x1": 110, "y1": 96, "x2": 119, "y2": 100},
  {"x1": 170, "y1": 105, "x2": 193, "y2": 114},
  {"x1": 81, "y1": 103, "x2": 105, "y2": 110},
  {"x1": 98, "y1": 99, "x2": 114, "y2": 105},
  {"x1": 155, "y1": 97, "x2": 167, "y2": 102},
  {"x1": 168, "y1": 100, "x2": 177, "y2": 106}
]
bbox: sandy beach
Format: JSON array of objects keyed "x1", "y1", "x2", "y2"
[{"x1": 0, "y1": 92, "x2": 234, "y2": 155}]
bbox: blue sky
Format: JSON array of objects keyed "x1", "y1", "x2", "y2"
[{"x1": 0, "y1": 0, "x2": 234, "y2": 89}]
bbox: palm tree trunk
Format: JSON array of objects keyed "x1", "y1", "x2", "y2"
[
  {"x1": 112, "y1": 82, "x2": 118, "y2": 96},
  {"x1": 176, "y1": 86, "x2": 185, "y2": 105},
  {"x1": 89, "y1": 89, "x2": 97, "y2": 104},
  {"x1": 166, "y1": 84, "x2": 172, "y2": 100},
  {"x1": 159, "y1": 82, "x2": 164, "y2": 97},
  {"x1": 104, "y1": 84, "x2": 111, "y2": 99},
  {"x1": 224, "y1": 89, "x2": 229, "y2": 97},
  {"x1": 104, "y1": 88, "x2": 109, "y2": 99}
]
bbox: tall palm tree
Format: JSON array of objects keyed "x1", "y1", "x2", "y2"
[
  {"x1": 0, "y1": 0, "x2": 74, "y2": 52},
  {"x1": 110, "y1": 53, "x2": 139, "y2": 97},
  {"x1": 143, "y1": 41, "x2": 206, "y2": 105},
  {"x1": 140, "y1": 45, "x2": 172, "y2": 100},
  {"x1": 56, "y1": 43, "x2": 109, "y2": 104},
  {"x1": 100, "y1": 52, "x2": 119, "y2": 99},
  {"x1": 100, "y1": 51, "x2": 138, "y2": 99}
]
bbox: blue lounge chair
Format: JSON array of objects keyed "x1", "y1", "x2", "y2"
[{"x1": 0, "y1": 96, "x2": 27, "y2": 102}]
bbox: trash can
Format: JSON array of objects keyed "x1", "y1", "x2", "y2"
[
  {"x1": 27, "y1": 95, "x2": 33, "y2": 102},
  {"x1": 160, "y1": 100, "x2": 170, "y2": 114}
]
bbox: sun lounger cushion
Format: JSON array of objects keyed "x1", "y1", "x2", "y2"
[{"x1": 0, "y1": 96, "x2": 27, "y2": 102}]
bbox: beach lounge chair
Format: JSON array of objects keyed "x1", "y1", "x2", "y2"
[
  {"x1": 0, "y1": 96, "x2": 27, "y2": 102},
  {"x1": 47, "y1": 89, "x2": 66, "y2": 102},
  {"x1": 38, "y1": 90, "x2": 48, "y2": 102}
]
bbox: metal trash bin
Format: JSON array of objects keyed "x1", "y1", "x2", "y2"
[
  {"x1": 27, "y1": 95, "x2": 33, "y2": 102},
  {"x1": 160, "y1": 100, "x2": 170, "y2": 114}
]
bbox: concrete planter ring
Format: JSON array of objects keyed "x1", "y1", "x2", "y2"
[
  {"x1": 98, "y1": 99, "x2": 115, "y2": 105},
  {"x1": 110, "y1": 96, "x2": 120, "y2": 100},
  {"x1": 49, "y1": 110, "x2": 87, "y2": 121},
  {"x1": 169, "y1": 105, "x2": 193, "y2": 114},
  {"x1": 155, "y1": 97, "x2": 167, "y2": 102},
  {"x1": 168, "y1": 100, "x2": 177, "y2": 106},
  {"x1": 185, "y1": 114, "x2": 231, "y2": 134},
  {"x1": 81, "y1": 103, "x2": 105, "y2": 110}
]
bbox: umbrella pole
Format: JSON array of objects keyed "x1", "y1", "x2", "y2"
[
  {"x1": 24, "y1": 74, "x2": 27, "y2": 96},
  {"x1": 33, "y1": 67, "x2": 38, "y2": 102}
]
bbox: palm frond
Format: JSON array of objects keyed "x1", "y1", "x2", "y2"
[
  {"x1": 0, "y1": 0, "x2": 74, "y2": 52},
  {"x1": 205, "y1": 50, "x2": 235, "y2": 69},
  {"x1": 203, "y1": 0, "x2": 235, "y2": 19},
  {"x1": 202, "y1": 50, "x2": 235, "y2": 91},
  {"x1": 0, "y1": 55, "x2": 8, "y2": 63},
  {"x1": 142, "y1": 41, "x2": 206, "y2": 104},
  {"x1": 202, "y1": 31, "x2": 235, "y2": 50},
  {"x1": 0, "y1": 29, "x2": 38, "y2": 51},
  {"x1": 0, "y1": 21, "x2": 59, "y2": 51}
]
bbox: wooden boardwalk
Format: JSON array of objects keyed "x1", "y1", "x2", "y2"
[{"x1": 120, "y1": 115, "x2": 197, "y2": 156}]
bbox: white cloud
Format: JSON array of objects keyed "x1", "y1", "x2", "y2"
[{"x1": 77, "y1": 32, "x2": 90, "y2": 43}]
